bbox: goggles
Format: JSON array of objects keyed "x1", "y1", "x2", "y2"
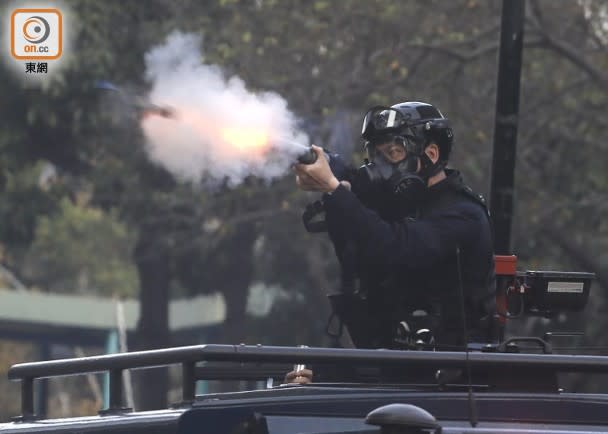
[{"x1": 366, "y1": 134, "x2": 419, "y2": 162}]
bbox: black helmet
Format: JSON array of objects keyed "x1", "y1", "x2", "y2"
[{"x1": 361, "y1": 101, "x2": 453, "y2": 164}]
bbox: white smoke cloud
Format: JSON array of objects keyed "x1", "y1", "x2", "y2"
[{"x1": 141, "y1": 31, "x2": 309, "y2": 186}]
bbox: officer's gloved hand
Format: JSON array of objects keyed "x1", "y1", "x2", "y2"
[{"x1": 283, "y1": 368, "x2": 314, "y2": 385}]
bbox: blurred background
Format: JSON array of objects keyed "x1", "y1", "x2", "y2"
[{"x1": 0, "y1": 0, "x2": 607, "y2": 420}]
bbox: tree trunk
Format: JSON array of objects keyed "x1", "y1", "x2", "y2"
[
  {"x1": 132, "y1": 230, "x2": 171, "y2": 410},
  {"x1": 208, "y1": 222, "x2": 256, "y2": 393},
  {"x1": 218, "y1": 222, "x2": 256, "y2": 344}
]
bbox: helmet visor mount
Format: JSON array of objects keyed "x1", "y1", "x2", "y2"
[{"x1": 361, "y1": 106, "x2": 408, "y2": 141}]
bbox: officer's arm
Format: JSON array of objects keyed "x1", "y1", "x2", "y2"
[{"x1": 324, "y1": 185, "x2": 479, "y2": 268}]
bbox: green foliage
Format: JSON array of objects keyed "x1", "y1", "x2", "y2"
[
  {"x1": 0, "y1": 161, "x2": 62, "y2": 253},
  {"x1": 24, "y1": 198, "x2": 138, "y2": 297}
]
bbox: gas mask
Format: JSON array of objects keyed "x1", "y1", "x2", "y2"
[
  {"x1": 356, "y1": 135, "x2": 428, "y2": 206},
  {"x1": 357, "y1": 108, "x2": 430, "y2": 208}
]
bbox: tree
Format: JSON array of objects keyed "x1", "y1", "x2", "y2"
[{"x1": 24, "y1": 198, "x2": 138, "y2": 296}]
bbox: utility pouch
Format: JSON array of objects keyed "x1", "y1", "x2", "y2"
[{"x1": 327, "y1": 292, "x2": 375, "y2": 348}]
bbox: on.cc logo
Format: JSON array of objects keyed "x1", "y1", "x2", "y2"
[{"x1": 11, "y1": 9, "x2": 62, "y2": 60}]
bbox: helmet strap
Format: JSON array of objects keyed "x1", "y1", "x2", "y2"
[{"x1": 418, "y1": 146, "x2": 446, "y2": 180}]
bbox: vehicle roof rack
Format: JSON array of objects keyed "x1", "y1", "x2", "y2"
[{"x1": 9, "y1": 344, "x2": 608, "y2": 421}]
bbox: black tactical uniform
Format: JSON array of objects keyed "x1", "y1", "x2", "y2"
[{"x1": 323, "y1": 169, "x2": 494, "y2": 350}]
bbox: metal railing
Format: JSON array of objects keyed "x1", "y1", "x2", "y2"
[{"x1": 9, "y1": 344, "x2": 608, "y2": 420}]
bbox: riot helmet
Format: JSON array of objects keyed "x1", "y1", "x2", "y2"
[{"x1": 357, "y1": 101, "x2": 454, "y2": 204}]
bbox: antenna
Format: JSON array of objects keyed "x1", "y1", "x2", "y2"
[{"x1": 456, "y1": 247, "x2": 478, "y2": 428}]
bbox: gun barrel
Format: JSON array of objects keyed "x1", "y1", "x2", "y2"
[{"x1": 296, "y1": 147, "x2": 318, "y2": 165}]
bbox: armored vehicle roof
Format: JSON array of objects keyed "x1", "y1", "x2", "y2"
[{"x1": 3, "y1": 344, "x2": 608, "y2": 434}]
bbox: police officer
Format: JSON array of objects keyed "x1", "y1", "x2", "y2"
[{"x1": 294, "y1": 101, "x2": 495, "y2": 352}]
